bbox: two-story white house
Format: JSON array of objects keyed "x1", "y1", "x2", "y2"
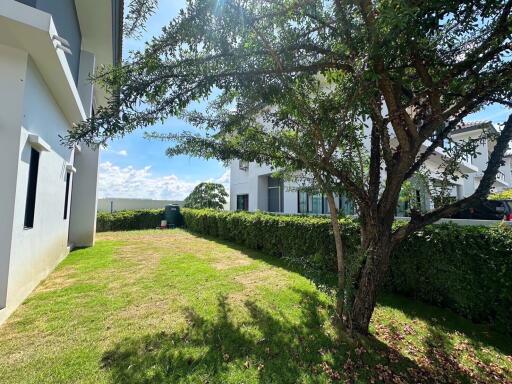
[
  {"x1": 230, "y1": 120, "x2": 511, "y2": 215},
  {"x1": 0, "y1": 0, "x2": 122, "y2": 325},
  {"x1": 451, "y1": 121, "x2": 512, "y2": 196}
]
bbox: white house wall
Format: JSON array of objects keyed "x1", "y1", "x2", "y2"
[
  {"x1": 452, "y1": 129, "x2": 511, "y2": 195},
  {"x1": 230, "y1": 161, "x2": 272, "y2": 212},
  {"x1": 0, "y1": 0, "x2": 119, "y2": 326},
  {"x1": 461, "y1": 131, "x2": 486, "y2": 197},
  {"x1": 0, "y1": 55, "x2": 74, "y2": 324},
  {"x1": 68, "y1": 144, "x2": 99, "y2": 247},
  {"x1": 77, "y1": 50, "x2": 96, "y2": 116},
  {"x1": 504, "y1": 157, "x2": 512, "y2": 185},
  {"x1": 67, "y1": 47, "x2": 99, "y2": 248},
  {"x1": 283, "y1": 183, "x2": 299, "y2": 214},
  {"x1": 230, "y1": 161, "x2": 343, "y2": 213},
  {"x1": 0, "y1": 44, "x2": 27, "y2": 312},
  {"x1": 230, "y1": 151, "x2": 503, "y2": 214}
]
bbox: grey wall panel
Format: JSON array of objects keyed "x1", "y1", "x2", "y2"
[
  {"x1": 15, "y1": 0, "x2": 82, "y2": 84},
  {"x1": 14, "y1": 0, "x2": 37, "y2": 7}
]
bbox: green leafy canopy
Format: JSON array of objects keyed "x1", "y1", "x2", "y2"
[
  {"x1": 183, "y1": 182, "x2": 228, "y2": 210},
  {"x1": 68, "y1": 0, "x2": 512, "y2": 334},
  {"x1": 70, "y1": 0, "x2": 512, "y2": 238}
]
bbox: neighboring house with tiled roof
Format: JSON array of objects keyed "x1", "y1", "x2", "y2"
[{"x1": 0, "y1": 0, "x2": 123, "y2": 325}]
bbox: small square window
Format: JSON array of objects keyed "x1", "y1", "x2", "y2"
[{"x1": 239, "y1": 160, "x2": 249, "y2": 171}]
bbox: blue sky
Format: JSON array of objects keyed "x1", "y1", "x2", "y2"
[
  {"x1": 98, "y1": 0, "x2": 228, "y2": 200},
  {"x1": 97, "y1": 1, "x2": 511, "y2": 200}
]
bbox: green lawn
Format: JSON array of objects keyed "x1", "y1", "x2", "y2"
[{"x1": 0, "y1": 230, "x2": 510, "y2": 383}]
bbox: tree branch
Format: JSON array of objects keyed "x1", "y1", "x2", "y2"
[{"x1": 393, "y1": 113, "x2": 512, "y2": 247}]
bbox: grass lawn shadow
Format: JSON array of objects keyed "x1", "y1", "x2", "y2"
[
  {"x1": 2, "y1": 229, "x2": 508, "y2": 383},
  {"x1": 101, "y1": 290, "x2": 437, "y2": 383},
  {"x1": 164, "y1": 230, "x2": 512, "y2": 383}
]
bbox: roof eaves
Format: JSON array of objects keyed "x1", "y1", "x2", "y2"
[{"x1": 451, "y1": 121, "x2": 497, "y2": 135}]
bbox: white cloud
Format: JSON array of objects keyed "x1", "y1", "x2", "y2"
[
  {"x1": 98, "y1": 162, "x2": 230, "y2": 200},
  {"x1": 101, "y1": 147, "x2": 128, "y2": 156},
  {"x1": 212, "y1": 169, "x2": 230, "y2": 189}
]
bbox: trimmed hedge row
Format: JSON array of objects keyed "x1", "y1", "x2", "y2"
[
  {"x1": 181, "y1": 208, "x2": 512, "y2": 334},
  {"x1": 96, "y1": 209, "x2": 164, "y2": 232},
  {"x1": 389, "y1": 224, "x2": 512, "y2": 333}
]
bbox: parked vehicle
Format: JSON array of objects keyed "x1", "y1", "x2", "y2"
[{"x1": 451, "y1": 199, "x2": 512, "y2": 221}]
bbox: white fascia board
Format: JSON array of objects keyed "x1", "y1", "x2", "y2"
[
  {"x1": 415, "y1": 139, "x2": 479, "y2": 174},
  {"x1": 0, "y1": 1, "x2": 86, "y2": 123},
  {"x1": 389, "y1": 131, "x2": 479, "y2": 175},
  {"x1": 458, "y1": 161, "x2": 479, "y2": 174},
  {"x1": 450, "y1": 128, "x2": 484, "y2": 139},
  {"x1": 427, "y1": 171, "x2": 464, "y2": 185},
  {"x1": 28, "y1": 133, "x2": 51, "y2": 152}
]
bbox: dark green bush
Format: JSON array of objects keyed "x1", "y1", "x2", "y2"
[
  {"x1": 389, "y1": 224, "x2": 512, "y2": 333},
  {"x1": 96, "y1": 209, "x2": 164, "y2": 232},
  {"x1": 182, "y1": 208, "x2": 512, "y2": 334}
]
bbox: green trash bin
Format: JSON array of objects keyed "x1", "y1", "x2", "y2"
[{"x1": 165, "y1": 205, "x2": 182, "y2": 228}]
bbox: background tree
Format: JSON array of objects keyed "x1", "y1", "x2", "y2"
[
  {"x1": 183, "y1": 182, "x2": 228, "y2": 210},
  {"x1": 68, "y1": 0, "x2": 512, "y2": 334}
]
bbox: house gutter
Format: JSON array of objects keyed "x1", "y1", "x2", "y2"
[
  {"x1": 110, "y1": 0, "x2": 123, "y2": 112},
  {"x1": 112, "y1": 0, "x2": 123, "y2": 66}
]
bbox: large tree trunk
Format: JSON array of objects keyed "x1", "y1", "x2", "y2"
[
  {"x1": 347, "y1": 219, "x2": 393, "y2": 334},
  {"x1": 325, "y1": 192, "x2": 346, "y2": 327}
]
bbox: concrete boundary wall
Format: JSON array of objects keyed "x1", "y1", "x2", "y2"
[{"x1": 97, "y1": 198, "x2": 183, "y2": 212}]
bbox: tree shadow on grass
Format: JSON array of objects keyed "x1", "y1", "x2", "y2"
[
  {"x1": 164, "y1": 231, "x2": 512, "y2": 383},
  {"x1": 187, "y1": 231, "x2": 512, "y2": 352},
  {"x1": 100, "y1": 289, "x2": 490, "y2": 384}
]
